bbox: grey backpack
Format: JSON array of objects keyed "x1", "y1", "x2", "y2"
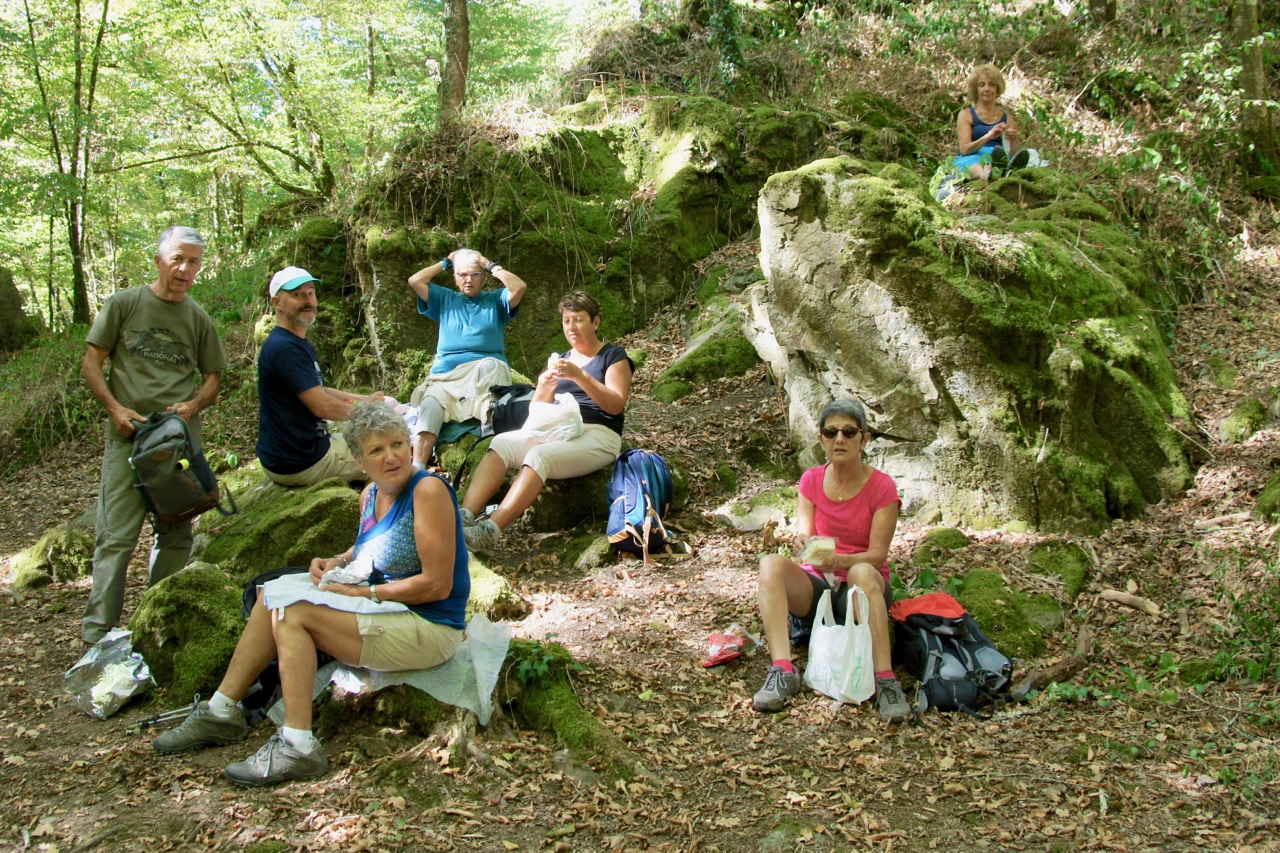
[{"x1": 130, "y1": 412, "x2": 236, "y2": 526}]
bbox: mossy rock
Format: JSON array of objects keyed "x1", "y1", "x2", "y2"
[
  {"x1": 468, "y1": 555, "x2": 530, "y2": 621},
  {"x1": 659, "y1": 333, "x2": 760, "y2": 386},
  {"x1": 713, "y1": 462, "x2": 738, "y2": 494},
  {"x1": 129, "y1": 562, "x2": 243, "y2": 699},
  {"x1": 1178, "y1": 658, "x2": 1227, "y2": 685},
  {"x1": 314, "y1": 683, "x2": 451, "y2": 740},
  {"x1": 653, "y1": 379, "x2": 694, "y2": 403},
  {"x1": 955, "y1": 568, "x2": 1045, "y2": 660},
  {"x1": 11, "y1": 522, "x2": 94, "y2": 589},
  {"x1": 1219, "y1": 397, "x2": 1269, "y2": 444},
  {"x1": 1255, "y1": 472, "x2": 1280, "y2": 521},
  {"x1": 1023, "y1": 592, "x2": 1065, "y2": 633},
  {"x1": 200, "y1": 477, "x2": 360, "y2": 586},
  {"x1": 913, "y1": 527, "x2": 970, "y2": 565},
  {"x1": 524, "y1": 467, "x2": 612, "y2": 533},
  {"x1": 713, "y1": 486, "x2": 796, "y2": 531},
  {"x1": 1205, "y1": 355, "x2": 1238, "y2": 389},
  {"x1": 1027, "y1": 541, "x2": 1093, "y2": 601}
]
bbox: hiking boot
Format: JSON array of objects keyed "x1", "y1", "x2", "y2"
[
  {"x1": 1009, "y1": 149, "x2": 1031, "y2": 170},
  {"x1": 153, "y1": 701, "x2": 249, "y2": 754},
  {"x1": 225, "y1": 733, "x2": 328, "y2": 787},
  {"x1": 459, "y1": 506, "x2": 476, "y2": 527},
  {"x1": 753, "y1": 665, "x2": 803, "y2": 712},
  {"x1": 989, "y1": 146, "x2": 1009, "y2": 168},
  {"x1": 875, "y1": 677, "x2": 912, "y2": 723},
  {"x1": 464, "y1": 518, "x2": 502, "y2": 554}
]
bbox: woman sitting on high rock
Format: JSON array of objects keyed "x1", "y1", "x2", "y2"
[{"x1": 954, "y1": 63, "x2": 1029, "y2": 181}]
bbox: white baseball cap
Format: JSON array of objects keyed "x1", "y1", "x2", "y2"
[{"x1": 269, "y1": 266, "x2": 320, "y2": 297}]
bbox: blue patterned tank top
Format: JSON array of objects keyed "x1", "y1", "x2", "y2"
[{"x1": 354, "y1": 469, "x2": 469, "y2": 629}]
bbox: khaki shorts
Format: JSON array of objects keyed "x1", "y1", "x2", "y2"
[
  {"x1": 264, "y1": 433, "x2": 364, "y2": 486},
  {"x1": 356, "y1": 610, "x2": 463, "y2": 671}
]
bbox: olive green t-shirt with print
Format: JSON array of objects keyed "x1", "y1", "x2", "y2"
[{"x1": 86, "y1": 286, "x2": 227, "y2": 441}]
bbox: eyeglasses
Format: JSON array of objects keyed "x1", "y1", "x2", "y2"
[
  {"x1": 456, "y1": 271, "x2": 485, "y2": 280},
  {"x1": 820, "y1": 426, "x2": 862, "y2": 440}
]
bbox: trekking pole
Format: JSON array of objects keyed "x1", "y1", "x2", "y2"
[{"x1": 127, "y1": 695, "x2": 199, "y2": 733}]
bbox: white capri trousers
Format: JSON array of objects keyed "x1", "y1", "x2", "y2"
[{"x1": 489, "y1": 423, "x2": 622, "y2": 482}]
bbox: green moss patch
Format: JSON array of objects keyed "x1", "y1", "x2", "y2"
[
  {"x1": 11, "y1": 523, "x2": 94, "y2": 589},
  {"x1": 1256, "y1": 472, "x2": 1280, "y2": 520},
  {"x1": 1028, "y1": 541, "x2": 1093, "y2": 601},
  {"x1": 129, "y1": 563, "x2": 243, "y2": 699},
  {"x1": 956, "y1": 568, "x2": 1045, "y2": 660},
  {"x1": 1219, "y1": 397, "x2": 1269, "y2": 444},
  {"x1": 467, "y1": 556, "x2": 531, "y2": 621},
  {"x1": 201, "y1": 478, "x2": 360, "y2": 586},
  {"x1": 913, "y1": 527, "x2": 970, "y2": 566},
  {"x1": 653, "y1": 379, "x2": 693, "y2": 403}
]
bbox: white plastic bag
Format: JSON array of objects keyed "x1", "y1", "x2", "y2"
[
  {"x1": 522, "y1": 392, "x2": 583, "y2": 443},
  {"x1": 63, "y1": 629, "x2": 154, "y2": 719},
  {"x1": 804, "y1": 586, "x2": 875, "y2": 704}
]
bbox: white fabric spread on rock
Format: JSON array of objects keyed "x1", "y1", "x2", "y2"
[
  {"x1": 267, "y1": 613, "x2": 511, "y2": 726},
  {"x1": 408, "y1": 357, "x2": 513, "y2": 428}
]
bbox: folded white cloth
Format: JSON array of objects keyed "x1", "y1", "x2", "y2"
[{"x1": 409, "y1": 358, "x2": 512, "y2": 427}]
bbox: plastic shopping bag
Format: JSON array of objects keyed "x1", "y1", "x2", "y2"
[
  {"x1": 804, "y1": 586, "x2": 875, "y2": 704},
  {"x1": 63, "y1": 629, "x2": 154, "y2": 719},
  {"x1": 523, "y1": 392, "x2": 583, "y2": 443}
]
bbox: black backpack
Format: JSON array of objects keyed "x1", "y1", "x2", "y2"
[
  {"x1": 130, "y1": 412, "x2": 236, "y2": 526},
  {"x1": 487, "y1": 383, "x2": 536, "y2": 435},
  {"x1": 890, "y1": 592, "x2": 1013, "y2": 717}
]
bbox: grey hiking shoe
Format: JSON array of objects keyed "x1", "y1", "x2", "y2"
[
  {"x1": 225, "y1": 733, "x2": 328, "y2": 787},
  {"x1": 464, "y1": 518, "x2": 502, "y2": 554},
  {"x1": 875, "y1": 677, "x2": 912, "y2": 723},
  {"x1": 753, "y1": 665, "x2": 803, "y2": 712},
  {"x1": 153, "y1": 701, "x2": 249, "y2": 754},
  {"x1": 459, "y1": 506, "x2": 476, "y2": 526}
]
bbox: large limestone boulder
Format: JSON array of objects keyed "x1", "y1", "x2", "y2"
[
  {"x1": 746, "y1": 158, "x2": 1192, "y2": 532},
  {"x1": 10, "y1": 522, "x2": 94, "y2": 589}
]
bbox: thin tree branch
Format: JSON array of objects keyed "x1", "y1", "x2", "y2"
[{"x1": 96, "y1": 144, "x2": 252, "y2": 173}]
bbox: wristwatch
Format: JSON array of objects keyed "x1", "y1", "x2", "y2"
[
  {"x1": 486, "y1": 262, "x2": 503, "y2": 274},
  {"x1": 368, "y1": 585, "x2": 381, "y2": 604},
  {"x1": 440, "y1": 257, "x2": 451, "y2": 272}
]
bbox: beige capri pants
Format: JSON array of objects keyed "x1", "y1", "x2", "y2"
[{"x1": 489, "y1": 423, "x2": 622, "y2": 482}]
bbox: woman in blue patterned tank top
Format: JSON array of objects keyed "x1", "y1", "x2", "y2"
[{"x1": 152, "y1": 403, "x2": 469, "y2": 786}]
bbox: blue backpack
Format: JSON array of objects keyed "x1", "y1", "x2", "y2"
[{"x1": 606, "y1": 449, "x2": 674, "y2": 559}]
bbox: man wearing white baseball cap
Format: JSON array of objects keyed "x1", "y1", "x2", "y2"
[{"x1": 256, "y1": 266, "x2": 385, "y2": 486}]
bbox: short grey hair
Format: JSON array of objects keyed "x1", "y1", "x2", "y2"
[
  {"x1": 452, "y1": 249, "x2": 482, "y2": 273},
  {"x1": 818, "y1": 398, "x2": 870, "y2": 432},
  {"x1": 343, "y1": 402, "x2": 410, "y2": 457},
  {"x1": 157, "y1": 226, "x2": 205, "y2": 256}
]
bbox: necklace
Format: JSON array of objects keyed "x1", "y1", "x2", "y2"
[{"x1": 826, "y1": 466, "x2": 869, "y2": 501}]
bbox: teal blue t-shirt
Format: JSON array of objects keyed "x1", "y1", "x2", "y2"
[{"x1": 419, "y1": 284, "x2": 519, "y2": 375}]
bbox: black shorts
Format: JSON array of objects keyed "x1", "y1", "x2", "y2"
[{"x1": 788, "y1": 571, "x2": 893, "y2": 647}]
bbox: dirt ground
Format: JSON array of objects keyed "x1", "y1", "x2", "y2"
[{"x1": 1, "y1": 270, "x2": 1278, "y2": 852}]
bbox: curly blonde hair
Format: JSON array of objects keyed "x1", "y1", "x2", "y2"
[{"x1": 967, "y1": 64, "x2": 1006, "y2": 103}]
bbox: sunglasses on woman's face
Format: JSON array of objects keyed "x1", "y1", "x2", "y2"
[{"x1": 820, "y1": 426, "x2": 862, "y2": 440}]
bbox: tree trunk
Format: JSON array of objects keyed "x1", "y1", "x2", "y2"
[
  {"x1": 1234, "y1": 0, "x2": 1279, "y2": 177},
  {"x1": 439, "y1": 0, "x2": 470, "y2": 127}
]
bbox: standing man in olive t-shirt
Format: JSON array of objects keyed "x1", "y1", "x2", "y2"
[{"x1": 80, "y1": 226, "x2": 227, "y2": 645}]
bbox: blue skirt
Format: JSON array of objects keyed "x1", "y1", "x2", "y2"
[{"x1": 954, "y1": 145, "x2": 999, "y2": 170}]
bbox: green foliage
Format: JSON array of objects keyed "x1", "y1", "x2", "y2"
[
  {"x1": 0, "y1": 326, "x2": 97, "y2": 470},
  {"x1": 508, "y1": 637, "x2": 577, "y2": 687}
]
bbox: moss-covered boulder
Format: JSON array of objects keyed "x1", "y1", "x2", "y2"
[
  {"x1": 956, "y1": 568, "x2": 1045, "y2": 660},
  {"x1": 1027, "y1": 540, "x2": 1093, "y2": 601},
  {"x1": 1256, "y1": 472, "x2": 1280, "y2": 520},
  {"x1": 345, "y1": 90, "x2": 828, "y2": 392},
  {"x1": 129, "y1": 563, "x2": 243, "y2": 699},
  {"x1": 1219, "y1": 397, "x2": 1269, "y2": 444},
  {"x1": 468, "y1": 555, "x2": 530, "y2": 621},
  {"x1": 656, "y1": 324, "x2": 760, "y2": 394},
  {"x1": 201, "y1": 476, "x2": 360, "y2": 586},
  {"x1": 11, "y1": 522, "x2": 94, "y2": 589},
  {"x1": 913, "y1": 527, "x2": 970, "y2": 566},
  {"x1": 747, "y1": 157, "x2": 1192, "y2": 532},
  {"x1": 713, "y1": 486, "x2": 797, "y2": 532}
]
